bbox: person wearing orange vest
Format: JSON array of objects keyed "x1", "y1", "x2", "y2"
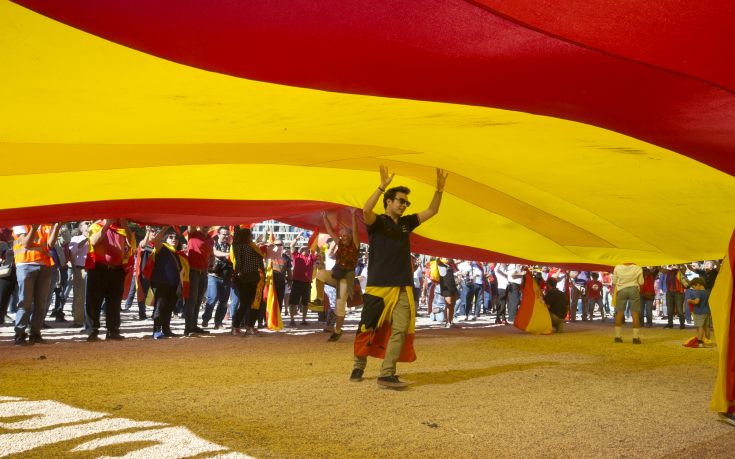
[
  {"x1": 85, "y1": 218, "x2": 135, "y2": 342},
  {"x1": 12, "y1": 223, "x2": 61, "y2": 345}
]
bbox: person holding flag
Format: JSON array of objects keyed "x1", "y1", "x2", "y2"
[
  {"x1": 184, "y1": 225, "x2": 212, "y2": 337},
  {"x1": 351, "y1": 165, "x2": 447, "y2": 389},
  {"x1": 288, "y1": 233, "x2": 318, "y2": 326},
  {"x1": 263, "y1": 229, "x2": 286, "y2": 330},
  {"x1": 12, "y1": 223, "x2": 61, "y2": 345},
  {"x1": 85, "y1": 218, "x2": 135, "y2": 342},
  {"x1": 316, "y1": 208, "x2": 360, "y2": 342}
]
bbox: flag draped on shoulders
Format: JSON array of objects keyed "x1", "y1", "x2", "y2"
[
  {"x1": 354, "y1": 286, "x2": 416, "y2": 363},
  {"x1": 142, "y1": 242, "x2": 190, "y2": 298},
  {"x1": 514, "y1": 271, "x2": 552, "y2": 334},
  {"x1": 86, "y1": 220, "x2": 135, "y2": 269},
  {"x1": 710, "y1": 228, "x2": 735, "y2": 415}
]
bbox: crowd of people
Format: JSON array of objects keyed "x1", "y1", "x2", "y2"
[
  {"x1": 0, "y1": 165, "x2": 731, "y2": 422},
  {"x1": 413, "y1": 258, "x2": 718, "y2": 338},
  {"x1": 0, "y1": 220, "x2": 367, "y2": 344},
  {"x1": 0, "y1": 225, "x2": 721, "y2": 348}
]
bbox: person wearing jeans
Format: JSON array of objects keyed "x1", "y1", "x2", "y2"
[
  {"x1": 201, "y1": 227, "x2": 232, "y2": 329},
  {"x1": 664, "y1": 265, "x2": 687, "y2": 329},
  {"x1": 506, "y1": 264, "x2": 525, "y2": 323},
  {"x1": 183, "y1": 226, "x2": 212, "y2": 336},
  {"x1": 12, "y1": 223, "x2": 60, "y2": 345}
]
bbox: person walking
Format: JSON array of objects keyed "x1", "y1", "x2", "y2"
[{"x1": 351, "y1": 165, "x2": 447, "y2": 389}]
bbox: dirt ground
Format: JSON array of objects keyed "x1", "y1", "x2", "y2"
[{"x1": 0, "y1": 311, "x2": 733, "y2": 458}]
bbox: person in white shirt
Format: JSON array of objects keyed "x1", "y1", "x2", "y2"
[
  {"x1": 612, "y1": 263, "x2": 644, "y2": 344},
  {"x1": 68, "y1": 221, "x2": 91, "y2": 328},
  {"x1": 506, "y1": 264, "x2": 526, "y2": 322},
  {"x1": 494, "y1": 263, "x2": 510, "y2": 324},
  {"x1": 458, "y1": 260, "x2": 484, "y2": 320}
]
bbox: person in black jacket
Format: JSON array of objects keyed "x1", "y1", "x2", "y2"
[{"x1": 544, "y1": 277, "x2": 568, "y2": 333}]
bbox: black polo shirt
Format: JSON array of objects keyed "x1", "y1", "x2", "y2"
[{"x1": 366, "y1": 213, "x2": 420, "y2": 287}]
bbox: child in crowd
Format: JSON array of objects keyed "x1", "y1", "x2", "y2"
[
  {"x1": 685, "y1": 277, "x2": 712, "y2": 347},
  {"x1": 585, "y1": 272, "x2": 605, "y2": 321}
]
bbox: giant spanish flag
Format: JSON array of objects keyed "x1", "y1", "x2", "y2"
[
  {"x1": 710, "y1": 229, "x2": 735, "y2": 415},
  {"x1": 1, "y1": 0, "x2": 734, "y2": 270}
]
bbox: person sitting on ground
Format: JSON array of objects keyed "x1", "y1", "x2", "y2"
[
  {"x1": 685, "y1": 277, "x2": 712, "y2": 347},
  {"x1": 543, "y1": 277, "x2": 568, "y2": 333},
  {"x1": 315, "y1": 209, "x2": 360, "y2": 341}
]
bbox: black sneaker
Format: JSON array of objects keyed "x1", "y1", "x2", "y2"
[
  {"x1": 29, "y1": 334, "x2": 47, "y2": 344},
  {"x1": 193, "y1": 327, "x2": 210, "y2": 334},
  {"x1": 327, "y1": 331, "x2": 343, "y2": 342},
  {"x1": 614, "y1": 337, "x2": 623, "y2": 343},
  {"x1": 632, "y1": 338, "x2": 641, "y2": 344},
  {"x1": 106, "y1": 332, "x2": 126, "y2": 341},
  {"x1": 87, "y1": 331, "x2": 100, "y2": 342},
  {"x1": 664, "y1": 324, "x2": 673, "y2": 329},
  {"x1": 679, "y1": 324, "x2": 686, "y2": 329},
  {"x1": 377, "y1": 375, "x2": 412, "y2": 389},
  {"x1": 14, "y1": 332, "x2": 28, "y2": 346},
  {"x1": 350, "y1": 368, "x2": 364, "y2": 382}
]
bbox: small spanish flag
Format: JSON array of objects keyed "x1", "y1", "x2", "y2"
[{"x1": 307, "y1": 229, "x2": 319, "y2": 252}]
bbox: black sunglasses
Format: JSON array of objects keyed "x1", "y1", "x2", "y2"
[{"x1": 393, "y1": 198, "x2": 411, "y2": 207}]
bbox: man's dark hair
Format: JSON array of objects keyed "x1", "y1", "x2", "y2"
[
  {"x1": 383, "y1": 186, "x2": 411, "y2": 209},
  {"x1": 590, "y1": 272, "x2": 599, "y2": 280},
  {"x1": 547, "y1": 277, "x2": 557, "y2": 288}
]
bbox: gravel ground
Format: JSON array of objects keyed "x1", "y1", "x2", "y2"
[{"x1": 1, "y1": 307, "x2": 732, "y2": 458}]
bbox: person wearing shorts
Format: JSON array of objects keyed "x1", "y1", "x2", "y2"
[
  {"x1": 613, "y1": 263, "x2": 644, "y2": 344},
  {"x1": 315, "y1": 208, "x2": 360, "y2": 341},
  {"x1": 685, "y1": 277, "x2": 712, "y2": 347}
]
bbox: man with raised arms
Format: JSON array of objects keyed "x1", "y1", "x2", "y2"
[{"x1": 351, "y1": 166, "x2": 448, "y2": 388}]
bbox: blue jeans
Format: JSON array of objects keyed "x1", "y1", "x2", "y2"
[
  {"x1": 14, "y1": 264, "x2": 53, "y2": 336},
  {"x1": 457, "y1": 284, "x2": 468, "y2": 317},
  {"x1": 201, "y1": 275, "x2": 231, "y2": 326},
  {"x1": 640, "y1": 296, "x2": 654, "y2": 325},
  {"x1": 666, "y1": 291, "x2": 684, "y2": 326},
  {"x1": 506, "y1": 283, "x2": 521, "y2": 322},
  {"x1": 464, "y1": 283, "x2": 483, "y2": 318}
]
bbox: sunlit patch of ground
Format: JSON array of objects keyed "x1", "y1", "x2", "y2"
[{"x1": 0, "y1": 310, "x2": 732, "y2": 458}]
